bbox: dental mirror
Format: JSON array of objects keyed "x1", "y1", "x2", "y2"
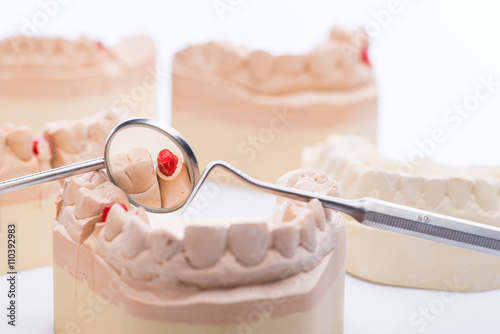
[
  {"x1": 0, "y1": 118, "x2": 200, "y2": 213},
  {"x1": 1, "y1": 117, "x2": 500, "y2": 256}
]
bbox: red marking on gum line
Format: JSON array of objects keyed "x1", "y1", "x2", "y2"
[
  {"x1": 157, "y1": 149, "x2": 179, "y2": 177},
  {"x1": 102, "y1": 203, "x2": 128, "y2": 222}
]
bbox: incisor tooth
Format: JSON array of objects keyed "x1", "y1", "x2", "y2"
[
  {"x1": 184, "y1": 225, "x2": 226, "y2": 269},
  {"x1": 228, "y1": 222, "x2": 270, "y2": 266}
]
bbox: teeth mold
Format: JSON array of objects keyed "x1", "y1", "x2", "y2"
[
  {"x1": 172, "y1": 28, "x2": 377, "y2": 183},
  {"x1": 53, "y1": 168, "x2": 346, "y2": 334},
  {"x1": 0, "y1": 35, "x2": 157, "y2": 131},
  {"x1": 303, "y1": 134, "x2": 500, "y2": 291}
]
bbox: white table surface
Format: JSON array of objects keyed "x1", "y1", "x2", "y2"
[{"x1": 2, "y1": 0, "x2": 500, "y2": 333}]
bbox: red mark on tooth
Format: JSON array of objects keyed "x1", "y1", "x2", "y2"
[
  {"x1": 96, "y1": 41, "x2": 105, "y2": 51},
  {"x1": 102, "y1": 203, "x2": 128, "y2": 222},
  {"x1": 32, "y1": 136, "x2": 44, "y2": 154},
  {"x1": 157, "y1": 149, "x2": 178, "y2": 177},
  {"x1": 361, "y1": 45, "x2": 370, "y2": 65}
]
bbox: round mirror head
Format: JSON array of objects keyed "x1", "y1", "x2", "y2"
[{"x1": 104, "y1": 118, "x2": 199, "y2": 213}]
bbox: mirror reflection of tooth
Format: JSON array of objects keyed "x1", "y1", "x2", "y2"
[
  {"x1": 156, "y1": 149, "x2": 190, "y2": 209},
  {"x1": 110, "y1": 147, "x2": 161, "y2": 208}
]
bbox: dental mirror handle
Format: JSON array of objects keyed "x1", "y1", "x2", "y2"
[
  {"x1": 192, "y1": 161, "x2": 500, "y2": 257},
  {"x1": 0, "y1": 158, "x2": 104, "y2": 194}
]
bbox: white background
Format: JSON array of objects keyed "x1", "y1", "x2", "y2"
[{"x1": 1, "y1": 0, "x2": 500, "y2": 333}]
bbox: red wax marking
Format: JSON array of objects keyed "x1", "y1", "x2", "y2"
[
  {"x1": 157, "y1": 149, "x2": 179, "y2": 177},
  {"x1": 361, "y1": 45, "x2": 370, "y2": 65},
  {"x1": 32, "y1": 136, "x2": 44, "y2": 155},
  {"x1": 102, "y1": 203, "x2": 128, "y2": 222},
  {"x1": 96, "y1": 41, "x2": 105, "y2": 51}
]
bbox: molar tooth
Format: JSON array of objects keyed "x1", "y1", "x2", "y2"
[
  {"x1": 400, "y1": 176, "x2": 423, "y2": 206},
  {"x1": 6, "y1": 126, "x2": 33, "y2": 161},
  {"x1": 277, "y1": 55, "x2": 305, "y2": 74},
  {"x1": 375, "y1": 171, "x2": 400, "y2": 201},
  {"x1": 329, "y1": 157, "x2": 349, "y2": 181},
  {"x1": 184, "y1": 226, "x2": 226, "y2": 269},
  {"x1": 218, "y1": 46, "x2": 246, "y2": 73},
  {"x1": 273, "y1": 225, "x2": 299, "y2": 258},
  {"x1": 423, "y1": 178, "x2": 447, "y2": 208},
  {"x1": 150, "y1": 229, "x2": 180, "y2": 262},
  {"x1": 44, "y1": 121, "x2": 85, "y2": 154},
  {"x1": 447, "y1": 178, "x2": 473, "y2": 209},
  {"x1": 228, "y1": 222, "x2": 270, "y2": 266},
  {"x1": 75, "y1": 188, "x2": 108, "y2": 219},
  {"x1": 203, "y1": 42, "x2": 223, "y2": 71},
  {"x1": 248, "y1": 50, "x2": 275, "y2": 80},
  {"x1": 355, "y1": 168, "x2": 376, "y2": 197},
  {"x1": 62, "y1": 177, "x2": 87, "y2": 206},
  {"x1": 308, "y1": 42, "x2": 342, "y2": 76},
  {"x1": 104, "y1": 204, "x2": 129, "y2": 241},
  {"x1": 307, "y1": 199, "x2": 326, "y2": 231},
  {"x1": 341, "y1": 167, "x2": 358, "y2": 191},
  {"x1": 474, "y1": 178, "x2": 499, "y2": 212},
  {"x1": 122, "y1": 215, "x2": 149, "y2": 259}
]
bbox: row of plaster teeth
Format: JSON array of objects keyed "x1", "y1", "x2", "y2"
[
  {"x1": 303, "y1": 135, "x2": 500, "y2": 220},
  {"x1": 43, "y1": 111, "x2": 125, "y2": 167},
  {"x1": 0, "y1": 124, "x2": 51, "y2": 166},
  {"x1": 174, "y1": 29, "x2": 368, "y2": 82},
  {"x1": 0, "y1": 36, "x2": 103, "y2": 67},
  {"x1": 94, "y1": 170, "x2": 338, "y2": 269}
]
